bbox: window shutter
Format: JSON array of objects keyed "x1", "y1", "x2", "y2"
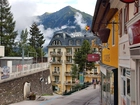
[
  {"x1": 124, "y1": 4, "x2": 129, "y2": 34},
  {"x1": 119, "y1": 9, "x2": 122, "y2": 37}
]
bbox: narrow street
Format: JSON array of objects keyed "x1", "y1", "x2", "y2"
[{"x1": 10, "y1": 85, "x2": 101, "y2": 105}]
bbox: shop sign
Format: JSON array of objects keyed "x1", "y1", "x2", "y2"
[
  {"x1": 104, "y1": 54, "x2": 110, "y2": 62},
  {"x1": 126, "y1": 69, "x2": 130, "y2": 76},
  {"x1": 120, "y1": 0, "x2": 135, "y2": 3},
  {"x1": 128, "y1": 20, "x2": 140, "y2": 45},
  {"x1": 87, "y1": 54, "x2": 100, "y2": 62}
]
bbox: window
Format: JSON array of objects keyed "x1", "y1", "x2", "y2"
[
  {"x1": 76, "y1": 40, "x2": 80, "y2": 45},
  {"x1": 57, "y1": 67, "x2": 59, "y2": 72},
  {"x1": 69, "y1": 40, "x2": 73, "y2": 45},
  {"x1": 127, "y1": 78, "x2": 130, "y2": 96},
  {"x1": 112, "y1": 20, "x2": 115, "y2": 45},
  {"x1": 94, "y1": 67, "x2": 97, "y2": 73},
  {"x1": 124, "y1": 4, "x2": 129, "y2": 34},
  {"x1": 119, "y1": 9, "x2": 122, "y2": 37},
  {"x1": 52, "y1": 40, "x2": 61, "y2": 45},
  {"x1": 54, "y1": 67, "x2": 56, "y2": 72},
  {"x1": 54, "y1": 76, "x2": 59, "y2": 82}
]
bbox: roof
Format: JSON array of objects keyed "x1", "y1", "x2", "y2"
[{"x1": 47, "y1": 32, "x2": 101, "y2": 47}]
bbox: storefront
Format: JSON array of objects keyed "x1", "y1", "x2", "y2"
[{"x1": 100, "y1": 63, "x2": 118, "y2": 105}]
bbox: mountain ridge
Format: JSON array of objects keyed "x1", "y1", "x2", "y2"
[{"x1": 37, "y1": 6, "x2": 93, "y2": 33}]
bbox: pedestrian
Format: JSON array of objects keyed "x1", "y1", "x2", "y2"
[
  {"x1": 92, "y1": 79, "x2": 94, "y2": 89},
  {"x1": 93, "y1": 79, "x2": 97, "y2": 89}
]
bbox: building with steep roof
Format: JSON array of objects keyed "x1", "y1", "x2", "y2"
[{"x1": 47, "y1": 32, "x2": 101, "y2": 94}]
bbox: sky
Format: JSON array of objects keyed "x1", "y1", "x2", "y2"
[{"x1": 9, "y1": 0, "x2": 97, "y2": 47}]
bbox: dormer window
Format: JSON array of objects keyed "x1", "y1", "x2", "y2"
[
  {"x1": 76, "y1": 40, "x2": 80, "y2": 45},
  {"x1": 69, "y1": 40, "x2": 73, "y2": 45},
  {"x1": 52, "y1": 40, "x2": 61, "y2": 45}
]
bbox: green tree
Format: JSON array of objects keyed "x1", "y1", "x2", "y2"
[
  {"x1": 0, "y1": 0, "x2": 18, "y2": 56},
  {"x1": 16, "y1": 28, "x2": 36, "y2": 57},
  {"x1": 71, "y1": 64, "x2": 79, "y2": 79},
  {"x1": 73, "y1": 40, "x2": 94, "y2": 72},
  {"x1": 28, "y1": 22, "x2": 45, "y2": 57}
]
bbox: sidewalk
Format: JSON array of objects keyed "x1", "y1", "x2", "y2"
[
  {"x1": 10, "y1": 85, "x2": 101, "y2": 105},
  {"x1": 9, "y1": 93, "x2": 62, "y2": 105}
]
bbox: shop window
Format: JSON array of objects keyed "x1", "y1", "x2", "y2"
[{"x1": 127, "y1": 78, "x2": 130, "y2": 96}]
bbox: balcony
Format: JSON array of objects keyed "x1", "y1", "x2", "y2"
[
  {"x1": 65, "y1": 60, "x2": 73, "y2": 64},
  {"x1": 52, "y1": 71, "x2": 60, "y2": 76},
  {"x1": 64, "y1": 81, "x2": 75, "y2": 86},
  {"x1": 65, "y1": 52, "x2": 72, "y2": 56},
  {"x1": 84, "y1": 72, "x2": 100, "y2": 78},
  {"x1": 65, "y1": 72, "x2": 72, "y2": 76},
  {"x1": 50, "y1": 52, "x2": 62, "y2": 56},
  {"x1": 52, "y1": 81, "x2": 61, "y2": 85},
  {"x1": 50, "y1": 60, "x2": 63, "y2": 64}
]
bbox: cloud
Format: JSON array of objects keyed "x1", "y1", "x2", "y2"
[
  {"x1": 74, "y1": 12, "x2": 87, "y2": 30},
  {"x1": 10, "y1": 1, "x2": 39, "y2": 33},
  {"x1": 9, "y1": 0, "x2": 97, "y2": 16}
]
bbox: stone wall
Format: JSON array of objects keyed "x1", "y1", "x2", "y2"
[{"x1": 0, "y1": 69, "x2": 53, "y2": 105}]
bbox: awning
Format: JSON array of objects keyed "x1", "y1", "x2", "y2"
[{"x1": 99, "y1": 62, "x2": 117, "y2": 75}]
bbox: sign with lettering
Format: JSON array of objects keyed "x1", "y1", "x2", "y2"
[
  {"x1": 87, "y1": 54, "x2": 100, "y2": 62},
  {"x1": 128, "y1": 20, "x2": 140, "y2": 45}
]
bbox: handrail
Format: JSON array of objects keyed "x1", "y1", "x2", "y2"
[{"x1": 0, "y1": 62, "x2": 49, "y2": 82}]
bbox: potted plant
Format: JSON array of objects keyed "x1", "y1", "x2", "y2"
[{"x1": 28, "y1": 92, "x2": 36, "y2": 100}]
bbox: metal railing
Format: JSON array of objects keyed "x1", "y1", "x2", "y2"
[{"x1": 0, "y1": 62, "x2": 49, "y2": 82}]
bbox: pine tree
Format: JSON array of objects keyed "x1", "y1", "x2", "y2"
[
  {"x1": 28, "y1": 22, "x2": 45, "y2": 57},
  {"x1": 16, "y1": 28, "x2": 36, "y2": 57},
  {"x1": 0, "y1": 0, "x2": 18, "y2": 56}
]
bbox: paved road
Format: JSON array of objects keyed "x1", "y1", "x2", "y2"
[{"x1": 10, "y1": 85, "x2": 101, "y2": 105}]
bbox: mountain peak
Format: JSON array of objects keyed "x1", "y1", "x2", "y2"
[{"x1": 38, "y1": 6, "x2": 92, "y2": 33}]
